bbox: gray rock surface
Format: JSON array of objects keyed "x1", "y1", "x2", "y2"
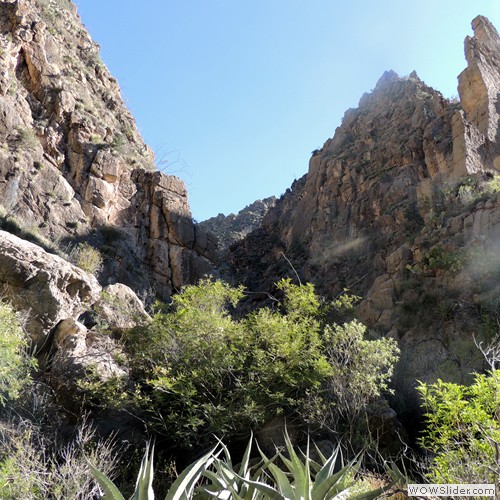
[
  {"x1": 200, "y1": 196, "x2": 276, "y2": 258},
  {"x1": 0, "y1": 229, "x2": 100, "y2": 348}
]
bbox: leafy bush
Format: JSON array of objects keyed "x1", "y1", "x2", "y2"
[
  {"x1": 0, "y1": 302, "x2": 36, "y2": 405},
  {"x1": 122, "y1": 278, "x2": 398, "y2": 449},
  {"x1": 417, "y1": 371, "x2": 500, "y2": 485},
  {"x1": 70, "y1": 242, "x2": 103, "y2": 275}
]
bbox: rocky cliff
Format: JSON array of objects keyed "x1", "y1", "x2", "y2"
[
  {"x1": 0, "y1": 0, "x2": 215, "y2": 305},
  {"x1": 200, "y1": 196, "x2": 276, "y2": 258},
  {"x1": 228, "y1": 16, "x2": 500, "y2": 423}
]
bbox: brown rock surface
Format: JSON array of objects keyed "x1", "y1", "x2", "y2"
[
  {"x1": 0, "y1": 0, "x2": 215, "y2": 300},
  {"x1": 0, "y1": 229, "x2": 100, "y2": 347},
  {"x1": 93, "y1": 283, "x2": 150, "y2": 334},
  {"x1": 228, "y1": 17, "x2": 500, "y2": 419}
]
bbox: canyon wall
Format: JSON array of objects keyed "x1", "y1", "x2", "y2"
[
  {"x1": 0, "y1": 0, "x2": 215, "y2": 305},
  {"x1": 228, "y1": 16, "x2": 500, "y2": 422}
]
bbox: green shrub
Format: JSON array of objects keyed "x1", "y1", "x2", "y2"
[
  {"x1": 418, "y1": 371, "x2": 500, "y2": 485},
  {"x1": 122, "y1": 278, "x2": 398, "y2": 449},
  {"x1": 423, "y1": 245, "x2": 465, "y2": 273},
  {"x1": 71, "y1": 243, "x2": 103, "y2": 275},
  {"x1": 486, "y1": 174, "x2": 500, "y2": 193},
  {"x1": 323, "y1": 320, "x2": 399, "y2": 431},
  {"x1": 0, "y1": 302, "x2": 36, "y2": 405}
]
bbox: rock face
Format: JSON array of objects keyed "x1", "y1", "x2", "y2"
[
  {"x1": 200, "y1": 196, "x2": 276, "y2": 258},
  {"x1": 0, "y1": 228, "x2": 145, "y2": 417},
  {"x1": 458, "y1": 16, "x2": 500, "y2": 170},
  {"x1": 0, "y1": 0, "x2": 215, "y2": 301},
  {"x1": 0, "y1": 229, "x2": 100, "y2": 347},
  {"x1": 228, "y1": 16, "x2": 500, "y2": 423},
  {"x1": 93, "y1": 283, "x2": 150, "y2": 335}
]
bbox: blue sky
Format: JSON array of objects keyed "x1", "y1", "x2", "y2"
[{"x1": 73, "y1": 1, "x2": 500, "y2": 221}]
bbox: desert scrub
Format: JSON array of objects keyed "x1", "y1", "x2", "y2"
[
  {"x1": 70, "y1": 242, "x2": 102, "y2": 275},
  {"x1": 0, "y1": 302, "x2": 36, "y2": 405},
  {"x1": 122, "y1": 278, "x2": 399, "y2": 450},
  {"x1": 0, "y1": 418, "x2": 119, "y2": 499},
  {"x1": 423, "y1": 245, "x2": 465, "y2": 273},
  {"x1": 15, "y1": 126, "x2": 38, "y2": 153},
  {"x1": 418, "y1": 371, "x2": 500, "y2": 485}
]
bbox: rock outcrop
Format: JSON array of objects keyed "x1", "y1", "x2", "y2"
[
  {"x1": 0, "y1": 228, "x2": 147, "y2": 417},
  {"x1": 0, "y1": 229, "x2": 100, "y2": 347},
  {"x1": 0, "y1": 0, "x2": 215, "y2": 301},
  {"x1": 200, "y1": 196, "x2": 276, "y2": 258},
  {"x1": 228, "y1": 16, "x2": 500, "y2": 424}
]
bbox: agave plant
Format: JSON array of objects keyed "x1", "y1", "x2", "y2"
[
  {"x1": 89, "y1": 432, "x2": 401, "y2": 499},
  {"x1": 214, "y1": 429, "x2": 396, "y2": 500},
  {"x1": 89, "y1": 442, "x2": 218, "y2": 500},
  {"x1": 195, "y1": 433, "x2": 276, "y2": 499}
]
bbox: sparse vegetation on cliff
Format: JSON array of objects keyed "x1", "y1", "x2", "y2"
[
  {"x1": 0, "y1": 302, "x2": 35, "y2": 405},
  {"x1": 70, "y1": 242, "x2": 103, "y2": 276}
]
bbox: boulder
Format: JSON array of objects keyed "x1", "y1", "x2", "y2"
[
  {"x1": 0, "y1": 230, "x2": 101, "y2": 347},
  {"x1": 93, "y1": 283, "x2": 150, "y2": 334},
  {"x1": 51, "y1": 318, "x2": 127, "y2": 410}
]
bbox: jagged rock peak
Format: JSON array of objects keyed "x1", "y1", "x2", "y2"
[
  {"x1": 374, "y1": 69, "x2": 400, "y2": 90},
  {"x1": 200, "y1": 196, "x2": 277, "y2": 256},
  {"x1": 470, "y1": 15, "x2": 500, "y2": 53},
  {"x1": 458, "y1": 14, "x2": 500, "y2": 169}
]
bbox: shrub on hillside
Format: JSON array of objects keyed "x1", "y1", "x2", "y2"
[
  {"x1": 122, "y1": 278, "x2": 399, "y2": 449},
  {"x1": 0, "y1": 302, "x2": 36, "y2": 405},
  {"x1": 418, "y1": 371, "x2": 500, "y2": 485},
  {"x1": 70, "y1": 242, "x2": 103, "y2": 275}
]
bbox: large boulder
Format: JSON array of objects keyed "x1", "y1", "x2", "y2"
[{"x1": 0, "y1": 230, "x2": 101, "y2": 347}]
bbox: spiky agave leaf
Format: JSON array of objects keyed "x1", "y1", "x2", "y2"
[
  {"x1": 88, "y1": 461, "x2": 126, "y2": 500},
  {"x1": 135, "y1": 442, "x2": 155, "y2": 500},
  {"x1": 198, "y1": 433, "x2": 270, "y2": 499},
  {"x1": 165, "y1": 445, "x2": 218, "y2": 500}
]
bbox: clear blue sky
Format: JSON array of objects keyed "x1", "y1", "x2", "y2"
[{"x1": 73, "y1": 1, "x2": 500, "y2": 222}]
